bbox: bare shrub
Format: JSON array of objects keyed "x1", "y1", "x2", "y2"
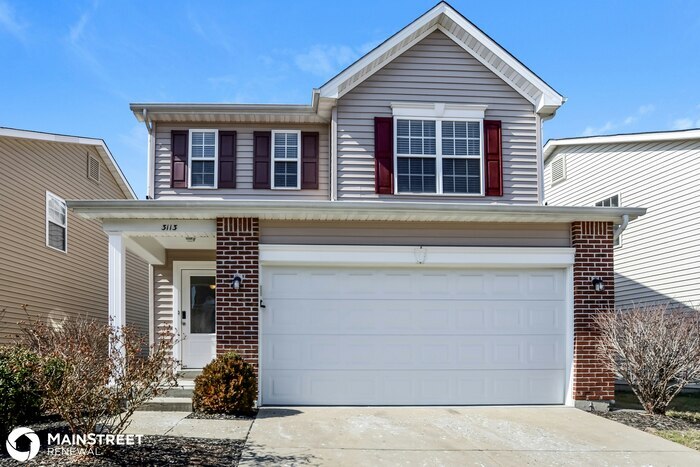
[
  {"x1": 20, "y1": 317, "x2": 178, "y2": 436},
  {"x1": 595, "y1": 303, "x2": 700, "y2": 415}
]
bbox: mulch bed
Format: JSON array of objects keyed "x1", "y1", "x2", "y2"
[
  {"x1": 597, "y1": 409, "x2": 700, "y2": 432},
  {"x1": 0, "y1": 420, "x2": 244, "y2": 466}
]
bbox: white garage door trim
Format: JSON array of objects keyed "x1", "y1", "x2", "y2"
[{"x1": 258, "y1": 245, "x2": 575, "y2": 407}]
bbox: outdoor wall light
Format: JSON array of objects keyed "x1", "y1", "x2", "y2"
[
  {"x1": 185, "y1": 237, "x2": 196, "y2": 243},
  {"x1": 591, "y1": 277, "x2": 605, "y2": 292},
  {"x1": 232, "y1": 275, "x2": 243, "y2": 290}
]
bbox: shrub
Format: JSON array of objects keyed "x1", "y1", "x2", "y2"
[
  {"x1": 0, "y1": 346, "x2": 43, "y2": 436},
  {"x1": 193, "y1": 352, "x2": 257, "y2": 414},
  {"x1": 596, "y1": 303, "x2": 700, "y2": 415},
  {"x1": 20, "y1": 317, "x2": 178, "y2": 436}
]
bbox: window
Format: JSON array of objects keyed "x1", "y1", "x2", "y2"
[
  {"x1": 189, "y1": 130, "x2": 217, "y2": 188},
  {"x1": 550, "y1": 156, "x2": 566, "y2": 186},
  {"x1": 87, "y1": 154, "x2": 100, "y2": 182},
  {"x1": 46, "y1": 192, "x2": 67, "y2": 252},
  {"x1": 272, "y1": 130, "x2": 300, "y2": 189},
  {"x1": 595, "y1": 194, "x2": 622, "y2": 247},
  {"x1": 395, "y1": 118, "x2": 483, "y2": 195}
]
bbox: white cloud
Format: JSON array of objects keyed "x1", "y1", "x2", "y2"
[
  {"x1": 69, "y1": 10, "x2": 90, "y2": 45},
  {"x1": 294, "y1": 41, "x2": 379, "y2": 77},
  {"x1": 0, "y1": 0, "x2": 27, "y2": 41},
  {"x1": 581, "y1": 104, "x2": 655, "y2": 136},
  {"x1": 671, "y1": 117, "x2": 700, "y2": 130},
  {"x1": 118, "y1": 125, "x2": 147, "y2": 155}
]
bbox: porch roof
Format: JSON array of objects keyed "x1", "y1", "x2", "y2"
[{"x1": 68, "y1": 199, "x2": 645, "y2": 224}]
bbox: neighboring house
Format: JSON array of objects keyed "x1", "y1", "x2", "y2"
[
  {"x1": 69, "y1": 2, "x2": 644, "y2": 410},
  {"x1": 544, "y1": 129, "x2": 700, "y2": 310},
  {"x1": 0, "y1": 127, "x2": 149, "y2": 344}
]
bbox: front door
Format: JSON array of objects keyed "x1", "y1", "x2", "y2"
[{"x1": 181, "y1": 270, "x2": 216, "y2": 368}]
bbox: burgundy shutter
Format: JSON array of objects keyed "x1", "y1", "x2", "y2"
[
  {"x1": 253, "y1": 131, "x2": 271, "y2": 189},
  {"x1": 171, "y1": 130, "x2": 188, "y2": 188},
  {"x1": 374, "y1": 117, "x2": 394, "y2": 194},
  {"x1": 218, "y1": 131, "x2": 237, "y2": 188},
  {"x1": 483, "y1": 120, "x2": 503, "y2": 197},
  {"x1": 301, "y1": 132, "x2": 319, "y2": 189}
]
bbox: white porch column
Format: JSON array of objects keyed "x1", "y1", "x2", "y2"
[{"x1": 108, "y1": 233, "x2": 126, "y2": 330}]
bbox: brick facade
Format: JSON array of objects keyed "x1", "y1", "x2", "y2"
[
  {"x1": 216, "y1": 217, "x2": 260, "y2": 370},
  {"x1": 571, "y1": 221, "x2": 615, "y2": 406}
]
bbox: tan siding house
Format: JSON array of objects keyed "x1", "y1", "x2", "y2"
[{"x1": 0, "y1": 128, "x2": 149, "y2": 344}]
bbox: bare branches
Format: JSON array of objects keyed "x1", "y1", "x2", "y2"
[{"x1": 595, "y1": 303, "x2": 700, "y2": 415}]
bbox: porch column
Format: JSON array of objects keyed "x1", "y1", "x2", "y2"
[{"x1": 107, "y1": 233, "x2": 126, "y2": 330}]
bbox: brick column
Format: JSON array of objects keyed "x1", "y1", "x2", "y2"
[
  {"x1": 571, "y1": 221, "x2": 615, "y2": 410},
  {"x1": 216, "y1": 218, "x2": 259, "y2": 370}
]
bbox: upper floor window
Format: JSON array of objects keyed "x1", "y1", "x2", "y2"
[
  {"x1": 272, "y1": 130, "x2": 301, "y2": 189},
  {"x1": 395, "y1": 118, "x2": 482, "y2": 195},
  {"x1": 46, "y1": 191, "x2": 67, "y2": 252},
  {"x1": 189, "y1": 130, "x2": 218, "y2": 188}
]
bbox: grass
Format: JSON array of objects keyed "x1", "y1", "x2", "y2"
[{"x1": 614, "y1": 389, "x2": 700, "y2": 450}]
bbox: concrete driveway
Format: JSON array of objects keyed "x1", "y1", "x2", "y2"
[{"x1": 240, "y1": 406, "x2": 700, "y2": 466}]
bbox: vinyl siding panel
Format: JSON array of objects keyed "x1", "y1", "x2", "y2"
[
  {"x1": 336, "y1": 30, "x2": 538, "y2": 203},
  {"x1": 544, "y1": 139, "x2": 700, "y2": 308},
  {"x1": 154, "y1": 123, "x2": 330, "y2": 199},
  {"x1": 0, "y1": 137, "x2": 149, "y2": 344},
  {"x1": 260, "y1": 221, "x2": 570, "y2": 247}
]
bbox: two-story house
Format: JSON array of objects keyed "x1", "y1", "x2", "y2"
[
  {"x1": 0, "y1": 127, "x2": 149, "y2": 344},
  {"x1": 69, "y1": 2, "x2": 644, "y2": 410},
  {"x1": 544, "y1": 129, "x2": 700, "y2": 310}
]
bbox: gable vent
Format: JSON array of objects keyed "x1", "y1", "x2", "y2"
[
  {"x1": 550, "y1": 156, "x2": 566, "y2": 186},
  {"x1": 87, "y1": 154, "x2": 100, "y2": 182}
]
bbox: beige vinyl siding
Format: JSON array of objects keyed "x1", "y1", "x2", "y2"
[
  {"x1": 544, "y1": 139, "x2": 700, "y2": 308},
  {"x1": 0, "y1": 137, "x2": 149, "y2": 344},
  {"x1": 336, "y1": 30, "x2": 538, "y2": 203},
  {"x1": 154, "y1": 123, "x2": 330, "y2": 199},
  {"x1": 152, "y1": 250, "x2": 215, "y2": 340},
  {"x1": 260, "y1": 220, "x2": 570, "y2": 247}
]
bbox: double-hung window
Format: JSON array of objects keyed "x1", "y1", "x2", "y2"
[
  {"x1": 272, "y1": 130, "x2": 301, "y2": 189},
  {"x1": 46, "y1": 191, "x2": 67, "y2": 252},
  {"x1": 395, "y1": 115, "x2": 483, "y2": 195},
  {"x1": 189, "y1": 130, "x2": 217, "y2": 188}
]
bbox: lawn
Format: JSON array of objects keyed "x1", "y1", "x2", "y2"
[{"x1": 606, "y1": 389, "x2": 700, "y2": 451}]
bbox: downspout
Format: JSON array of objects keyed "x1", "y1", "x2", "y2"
[
  {"x1": 614, "y1": 214, "x2": 629, "y2": 244},
  {"x1": 330, "y1": 107, "x2": 338, "y2": 201},
  {"x1": 142, "y1": 109, "x2": 155, "y2": 200},
  {"x1": 535, "y1": 113, "x2": 544, "y2": 205}
]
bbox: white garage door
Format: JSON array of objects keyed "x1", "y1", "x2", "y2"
[{"x1": 261, "y1": 266, "x2": 568, "y2": 406}]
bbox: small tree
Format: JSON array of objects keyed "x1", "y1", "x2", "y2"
[
  {"x1": 20, "y1": 317, "x2": 178, "y2": 435},
  {"x1": 595, "y1": 303, "x2": 700, "y2": 415}
]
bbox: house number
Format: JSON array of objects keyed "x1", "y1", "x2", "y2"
[{"x1": 161, "y1": 224, "x2": 178, "y2": 231}]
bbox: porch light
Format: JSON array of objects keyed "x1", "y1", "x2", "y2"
[
  {"x1": 232, "y1": 275, "x2": 243, "y2": 290},
  {"x1": 591, "y1": 277, "x2": 605, "y2": 292}
]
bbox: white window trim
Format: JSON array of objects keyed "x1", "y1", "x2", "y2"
[
  {"x1": 392, "y1": 116, "x2": 484, "y2": 196},
  {"x1": 550, "y1": 155, "x2": 567, "y2": 186},
  {"x1": 188, "y1": 129, "x2": 218, "y2": 189},
  {"x1": 271, "y1": 130, "x2": 302, "y2": 190},
  {"x1": 46, "y1": 191, "x2": 67, "y2": 253}
]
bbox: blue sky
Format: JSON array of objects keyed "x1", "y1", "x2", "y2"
[{"x1": 1, "y1": 0, "x2": 699, "y2": 198}]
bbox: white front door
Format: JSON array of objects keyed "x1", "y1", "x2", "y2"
[
  {"x1": 181, "y1": 270, "x2": 216, "y2": 369},
  {"x1": 261, "y1": 266, "x2": 568, "y2": 406}
]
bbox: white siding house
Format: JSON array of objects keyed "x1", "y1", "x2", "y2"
[{"x1": 544, "y1": 129, "x2": 700, "y2": 309}]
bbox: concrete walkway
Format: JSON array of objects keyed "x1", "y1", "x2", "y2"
[
  {"x1": 124, "y1": 411, "x2": 252, "y2": 441},
  {"x1": 239, "y1": 406, "x2": 700, "y2": 466}
]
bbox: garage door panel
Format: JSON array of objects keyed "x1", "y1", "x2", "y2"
[
  {"x1": 263, "y1": 299, "x2": 564, "y2": 335},
  {"x1": 262, "y1": 369, "x2": 566, "y2": 406},
  {"x1": 264, "y1": 335, "x2": 564, "y2": 370}
]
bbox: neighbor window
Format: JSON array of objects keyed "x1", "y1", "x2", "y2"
[
  {"x1": 46, "y1": 192, "x2": 67, "y2": 252},
  {"x1": 595, "y1": 194, "x2": 622, "y2": 247},
  {"x1": 189, "y1": 130, "x2": 217, "y2": 188},
  {"x1": 272, "y1": 130, "x2": 301, "y2": 189},
  {"x1": 395, "y1": 118, "x2": 482, "y2": 195}
]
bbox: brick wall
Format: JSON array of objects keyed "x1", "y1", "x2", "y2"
[
  {"x1": 216, "y1": 217, "x2": 259, "y2": 370},
  {"x1": 571, "y1": 221, "x2": 615, "y2": 404}
]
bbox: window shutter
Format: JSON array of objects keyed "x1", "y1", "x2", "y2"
[
  {"x1": 218, "y1": 131, "x2": 237, "y2": 188},
  {"x1": 171, "y1": 130, "x2": 188, "y2": 188},
  {"x1": 374, "y1": 117, "x2": 394, "y2": 194},
  {"x1": 301, "y1": 132, "x2": 319, "y2": 189},
  {"x1": 483, "y1": 120, "x2": 503, "y2": 197},
  {"x1": 253, "y1": 131, "x2": 271, "y2": 189}
]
